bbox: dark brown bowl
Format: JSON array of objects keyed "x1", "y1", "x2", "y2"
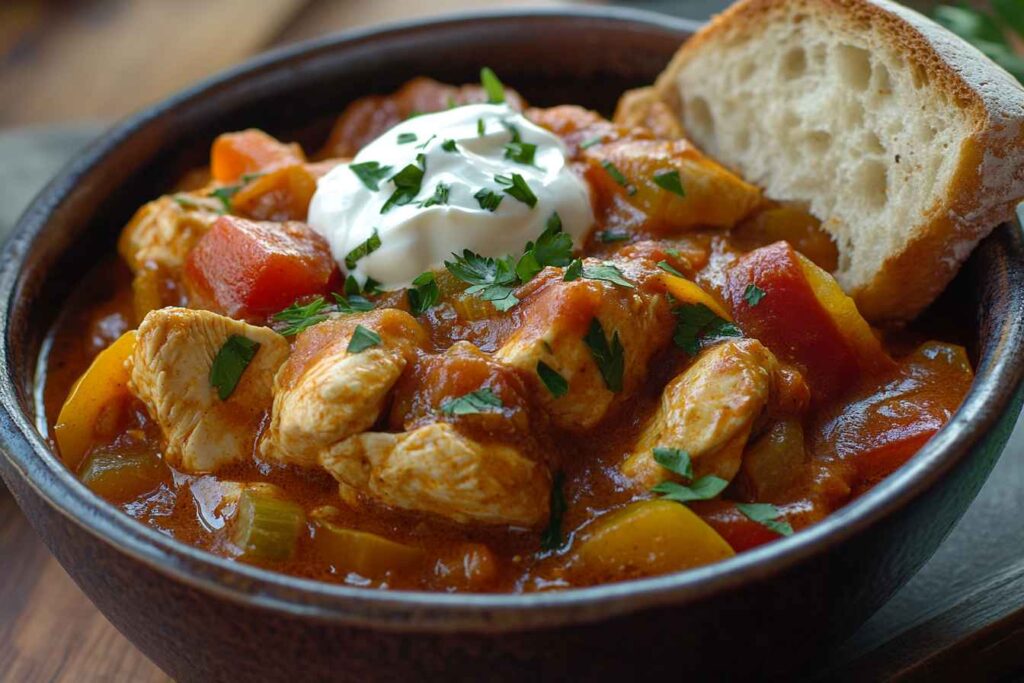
[{"x1": 1, "y1": 8, "x2": 1023, "y2": 681}]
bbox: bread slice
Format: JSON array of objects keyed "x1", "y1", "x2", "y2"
[{"x1": 652, "y1": 0, "x2": 1024, "y2": 322}]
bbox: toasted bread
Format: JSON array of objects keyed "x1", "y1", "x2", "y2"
[{"x1": 650, "y1": 0, "x2": 1024, "y2": 321}]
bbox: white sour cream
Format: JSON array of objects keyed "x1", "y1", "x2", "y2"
[{"x1": 308, "y1": 103, "x2": 594, "y2": 288}]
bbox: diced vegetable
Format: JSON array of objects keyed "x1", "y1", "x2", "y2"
[
  {"x1": 210, "y1": 129, "x2": 305, "y2": 184},
  {"x1": 232, "y1": 489, "x2": 307, "y2": 561},
  {"x1": 184, "y1": 215, "x2": 337, "y2": 320},
  {"x1": 54, "y1": 331, "x2": 137, "y2": 470},
  {"x1": 690, "y1": 500, "x2": 792, "y2": 552},
  {"x1": 732, "y1": 204, "x2": 839, "y2": 271},
  {"x1": 231, "y1": 164, "x2": 317, "y2": 222},
  {"x1": 726, "y1": 241, "x2": 893, "y2": 401},
  {"x1": 735, "y1": 419, "x2": 807, "y2": 502},
  {"x1": 569, "y1": 500, "x2": 733, "y2": 582},
  {"x1": 79, "y1": 447, "x2": 169, "y2": 502},
  {"x1": 310, "y1": 519, "x2": 424, "y2": 579},
  {"x1": 658, "y1": 271, "x2": 732, "y2": 320}
]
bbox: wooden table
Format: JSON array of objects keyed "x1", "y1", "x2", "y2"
[{"x1": 4, "y1": 1, "x2": 1024, "y2": 681}]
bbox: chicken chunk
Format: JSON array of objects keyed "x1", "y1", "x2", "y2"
[
  {"x1": 320, "y1": 423, "x2": 549, "y2": 527},
  {"x1": 128, "y1": 307, "x2": 289, "y2": 473},
  {"x1": 496, "y1": 272, "x2": 674, "y2": 431},
  {"x1": 260, "y1": 309, "x2": 427, "y2": 467},
  {"x1": 622, "y1": 338, "x2": 786, "y2": 487},
  {"x1": 118, "y1": 195, "x2": 220, "y2": 274}
]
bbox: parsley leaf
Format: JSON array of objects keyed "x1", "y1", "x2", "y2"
[
  {"x1": 651, "y1": 476, "x2": 729, "y2": 502},
  {"x1": 350, "y1": 161, "x2": 393, "y2": 191},
  {"x1": 597, "y1": 229, "x2": 629, "y2": 243},
  {"x1": 496, "y1": 172, "x2": 537, "y2": 207},
  {"x1": 582, "y1": 262, "x2": 634, "y2": 289},
  {"x1": 440, "y1": 388, "x2": 503, "y2": 416},
  {"x1": 736, "y1": 502, "x2": 794, "y2": 537},
  {"x1": 209, "y1": 185, "x2": 241, "y2": 212},
  {"x1": 418, "y1": 182, "x2": 450, "y2": 208},
  {"x1": 673, "y1": 303, "x2": 742, "y2": 356},
  {"x1": 536, "y1": 361, "x2": 569, "y2": 398},
  {"x1": 516, "y1": 212, "x2": 573, "y2": 282},
  {"x1": 480, "y1": 66, "x2": 505, "y2": 104},
  {"x1": 504, "y1": 141, "x2": 537, "y2": 165},
  {"x1": 563, "y1": 258, "x2": 583, "y2": 281},
  {"x1": 601, "y1": 161, "x2": 636, "y2": 196},
  {"x1": 445, "y1": 249, "x2": 520, "y2": 311},
  {"x1": 657, "y1": 260, "x2": 684, "y2": 277},
  {"x1": 477, "y1": 118, "x2": 486, "y2": 136},
  {"x1": 441, "y1": 139, "x2": 458, "y2": 152},
  {"x1": 380, "y1": 156, "x2": 426, "y2": 213},
  {"x1": 209, "y1": 335, "x2": 260, "y2": 401},
  {"x1": 332, "y1": 292, "x2": 375, "y2": 314},
  {"x1": 344, "y1": 229, "x2": 382, "y2": 269},
  {"x1": 397, "y1": 132, "x2": 417, "y2": 144},
  {"x1": 583, "y1": 318, "x2": 624, "y2": 392},
  {"x1": 652, "y1": 447, "x2": 693, "y2": 480},
  {"x1": 347, "y1": 325, "x2": 381, "y2": 353},
  {"x1": 743, "y1": 283, "x2": 766, "y2": 307},
  {"x1": 273, "y1": 297, "x2": 331, "y2": 336},
  {"x1": 407, "y1": 271, "x2": 440, "y2": 315},
  {"x1": 540, "y1": 471, "x2": 567, "y2": 551},
  {"x1": 653, "y1": 169, "x2": 686, "y2": 197},
  {"x1": 416, "y1": 134, "x2": 437, "y2": 149},
  {"x1": 580, "y1": 136, "x2": 603, "y2": 149},
  {"x1": 474, "y1": 188, "x2": 503, "y2": 212}
]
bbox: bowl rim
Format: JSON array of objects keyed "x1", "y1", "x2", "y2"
[{"x1": 2, "y1": 5, "x2": 1023, "y2": 633}]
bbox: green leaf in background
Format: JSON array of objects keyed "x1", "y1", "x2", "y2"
[{"x1": 935, "y1": 3, "x2": 1024, "y2": 82}]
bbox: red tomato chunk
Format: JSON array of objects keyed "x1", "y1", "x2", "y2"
[{"x1": 185, "y1": 216, "x2": 337, "y2": 320}]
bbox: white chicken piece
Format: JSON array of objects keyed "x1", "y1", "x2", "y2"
[
  {"x1": 496, "y1": 272, "x2": 673, "y2": 431},
  {"x1": 118, "y1": 195, "x2": 220, "y2": 273},
  {"x1": 320, "y1": 422, "x2": 550, "y2": 527},
  {"x1": 260, "y1": 309, "x2": 427, "y2": 468},
  {"x1": 128, "y1": 307, "x2": 289, "y2": 473},
  {"x1": 622, "y1": 338, "x2": 785, "y2": 487}
]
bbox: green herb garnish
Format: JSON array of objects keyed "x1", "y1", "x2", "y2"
[
  {"x1": 657, "y1": 260, "x2": 684, "y2": 277},
  {"x1": 504, "y1": 141, "x2": 537, "y2": 165},
  {"x1": 601, "y1": 161, "x2": 636, "y2": 196},
  {"x1": 496, "y1": 172, "x2": 537, "y2": 208},
  {"x1": 380, "y1": 157, "x2": 426, "y2": 213},
  {"x1": 582, "y1": 262, "x2": 634, "y2": 289},
  {"x1": 418, "y1": 182, "x2": 450, "y2": 208},
  {"x1": 580, "y1": 136, "x2": 603, "y2": 149},
  {"x1": 441, "y1": 139, "x2": 458, "y2": 152},
  {"x1": 477, "y1": 118, "x2": 486, "y2": 136},
  {"x1": 344, "y1": 228, "x2": 382, "y2": 269},
  {"x1": 416, "y1": 134, "x2": 437, "y2": 149},
  {"x1": 332, "y1": 292, "x2": 375, "y2": 314},
  {"x1": 480, "y1": 66, "x2": 506, "y2": 104},
  {"x1": 445, "y1": 249, "x2": 520, "y2": 311},
  {"x1": 474, "y1": 188, "x2": 503, "y2": 212},
  {"x1": 397, "y1": 132, "x2": 417, "y2": 144},
  {"x1": 736, "y1": 502, "x2": 794, "y2": 536},
  {"x1": 673, "y1": 303, "x2": 743, "y2": 356},
  {"x1": 350, "y1": 161, "x2": 393, "y2": 191},
  {"x1": 597, "y1": 229, "x2": 629, "y2": 243},
  {"x1": 516, "y1": 212, "x2": 573, "y2": 282},
  {"x1": 652, "y1": 447, "x2": 693, "y2": 479},
  {"x1": 563, "y1": 258, "x2": 583, "y2": 281},
  {"x1": 583, "y1": 318, "x2": 624, "y2": 392},
  {"x1": 649, "y1": 446, "x2": 729, "y2": 502},
  {"x1": 743, "y1": 284, "x2": 766, "y2": 307},
  {"x1": 273, "y1": 297, "x2": 331, "y2": 336},
  {"x1": 653, "y1": 169, "x2": 686, "y2": 197},
  {"x1": 540, "y1": 471, "x2": 567, "y2": 551},
  {"x1": 440, "y1": 388, "x2": 503, "y2": 416},
  {"x1": 536, "y1": 361, "x2": 569, "y2": 398},
  {"x1": 209, "y1": 185, "x2": 241, "y2": 212},
  {"x1": 407, "y1": 271, "x2": 440, "y2": 315},
  {"x1": 347, "y1": 325, "x2": 381, "y2": 353},
  {"x1": 209, "y1": 335, "x2": 260, "y2": 400}
]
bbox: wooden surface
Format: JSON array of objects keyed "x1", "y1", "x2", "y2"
[{"x1": 4, "y1": 1, "x2": 1024, "y2": 681}]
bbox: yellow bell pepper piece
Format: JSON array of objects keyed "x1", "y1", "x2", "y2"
[
  {"x1": 311, "y1": 519, "x2": 424, "y2": 580},
  {"x1": 54, "y1": 330, "x2": 137, "y2": 469},
  {"x1": 570, "y1": 500, "x2": 734, "y2": 581},
  {"x1": 659, "y1": 272, "x2": 732, "y2": 321}
]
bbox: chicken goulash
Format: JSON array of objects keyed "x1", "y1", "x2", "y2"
[{"x1": 43, "y1": 72, "x2": 974, "y2": 592}]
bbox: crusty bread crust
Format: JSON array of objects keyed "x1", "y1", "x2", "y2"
[{"x1": 652, "y1": 0, "x2": 1024, "y2": 322}]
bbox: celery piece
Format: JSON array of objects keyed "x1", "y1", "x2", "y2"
[
  {"x1": 232, "y1": 490, "x2": 306, "y2": 561},
  {"x1": 311, "y1": 520, "x2": 424, "y2": 579},
  {"x1": 79, "y1": 449, "x2": 168, "y2": 502}
]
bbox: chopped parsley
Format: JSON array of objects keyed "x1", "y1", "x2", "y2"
[
  {"x1": 396, "y1": 132, "x2": 417, "y2": 144},
  {"x1": 477, "y1": 118, "x2": 486, "y2": 136},
  {"x1": 440, "y1": 388, "x2": 503, "y2": 416},
  {"x1": 480, "y1": 66, "x2": 505, "y2": 104},
  {"x1": 653, "y1": 169, "x2": 686, "y2": 197},
  {"x1": 418, "y1": 182, "x2": 450, "y2": 208},
  {"x1": 515, "y1": 212, "x2": 573, "y2": 282},
  {"x1": 445, "y1": 250, "x2": 520, "y2": 311},
  {"x1": 597, "y1": 229, "x2": 629, "y2": 243},
  {"x1": 652, "y1": 447, "x2": 693, "y2": 479},
  {"x1": 540, "y1": 471, "x2": 567, "y2": 551},
  {"x1": 657, "y1": 260, "x2": 684, "y2": 277},
  {"x1": 209, "y1": 184, "x2": 241, "y2": 212},
  {"x1": 504, "y1": 141, "x2": 537, "y2": 165},
  {"x1": 581, "y1": 262, "x2": 634, "y2": 289},
  {"x1": 580, "y1": 135, "x2": 603, "y2": 149},
  {"x1": 441, "y1": 139, "x2": 458, "y2": 152},
  {"x1": 743, "y1": 283, "x2": 766, "y2": 307},
  {"x1": 209, "y1": 335, "x2": 260, "y2": 401},
  {"x1": 380, "y1": 155, "x2": 426, "y2": 213},
  {"x1": 536, "y1": 361, "x2": 569, "y2": 398},
  {"x1": 272, "y1": 297, "x2": 331, "y2": 336},
  {"x1": 736, "y1": 502, "x2": 794, "y2": 536},
  {"x1": 407, "y1": 271, "x2": 440, "y2": 315},
  {"x1": 650, "y1": 446, "x2": 729, "y2": 502},
  {"x1": 496, "y1": 172, "x2": 537, "y2": 208},
  {"x1": 583, "y1": 318, "x2": 624, "y2": 392},
  {"x1": 350, "y1": 161, "x2": 392, "y2": 191},
  {"x1": 344, "y1": 274, "x2": 382, "y2": 297},
  {"x1": 601, "y1": 161, "x2": 636, "y2": 196},
  {"x1": 474, "y1": 188, "x2": 503, "y2": 212},
  {"x1": 332, "y1": 292, "x2": 375, "y2": 314},
  {"x1": 673, "y1": 303, "x2": 742, "y2": 356},
  {"x1": 344, "y1": 228, "x2": 382, "y2": 269},
  {"x1": 347, "y1": 325, "x2": 381, "y2": 353},
  {"x1": 415, "y1": 134, "x2": 437, "y2": 149},
  {"x1": 563, "y1": 258, "x2": 583, "y2": 281}
]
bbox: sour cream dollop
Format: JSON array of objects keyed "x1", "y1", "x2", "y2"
[{"x1": 308, "y1": 103, "x2": 594, "y2": 288}]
